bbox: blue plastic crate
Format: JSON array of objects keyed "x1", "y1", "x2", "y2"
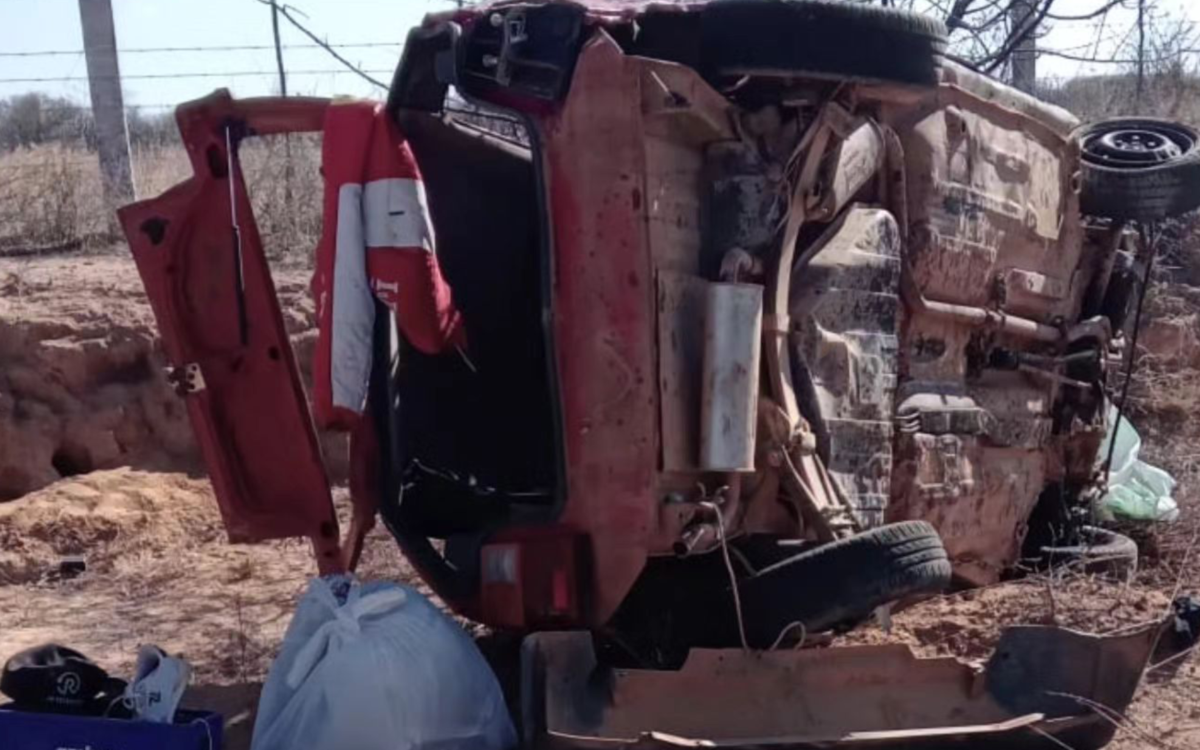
[{"x1": 0, "y1": 706, "x2": 222, "y2": 750}]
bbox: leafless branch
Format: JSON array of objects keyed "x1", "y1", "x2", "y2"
[
  {"x1": 1045, "y1": 0, "x2": 1127, "y2": 22},
  {"x1": 1047, "y1": 691, "x2": 1183, "y2": 750},
  {"x1": 980, "y1": 0, "x2": 1059, "y2": 72},
  {"x1": 254, "y1": 0, "x2": 389, "y2": 90},
  {"x1": 944, "y1": 0, "x2": 979, "y2": 30},
  {"x1": 1037, "y1": 47, "x2": 1197, "y2": 64}
]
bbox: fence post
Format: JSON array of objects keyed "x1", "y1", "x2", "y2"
[{"x1": 78, "y1": 0, "x2": 135, "y2": 210}]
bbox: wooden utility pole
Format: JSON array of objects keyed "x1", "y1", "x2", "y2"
[
  {"x1": 78, "y1": 0, "x2": 135, "y2": 206},
  {"x1": 1010, "y1": 0, "x2": 1038, "y2": 94}
]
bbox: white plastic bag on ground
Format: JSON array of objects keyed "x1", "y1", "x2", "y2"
[
  {"x1": 251, "y1": 577, "x2": 516, "y2": 750},
  {"x1": 1096, "y1": 406, "x2": 1179, "y2": 523}
]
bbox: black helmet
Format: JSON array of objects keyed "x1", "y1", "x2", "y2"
[{"x1": 1, "y1": 644, "x2": 126, "y2": 715}]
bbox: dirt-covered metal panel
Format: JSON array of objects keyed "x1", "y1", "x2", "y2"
[
  {"x1": 790, "y1": 208, "x2": 901, "y2": 527},
  {"x1": 883, "y1": 74, "x2": 1097, "y2": 582}
]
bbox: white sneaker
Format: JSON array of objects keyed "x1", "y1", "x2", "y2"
[{"x1": 123, "y1": 645, "x2": 191, "y2": 723}]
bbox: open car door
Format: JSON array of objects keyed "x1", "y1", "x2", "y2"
[{"x1": 118, "y1": 92, "x2": 343, "y2": 572}]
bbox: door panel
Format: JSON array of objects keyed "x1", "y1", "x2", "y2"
[{"x1": 118, "y1": 93, "x2": 338, "y2": 556}]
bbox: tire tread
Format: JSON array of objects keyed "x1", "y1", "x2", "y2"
[
  {"x1": 702, "y1": 0, "x2": 948, "y2": 87},
  {"x1": 737, "y1": 521, "x2": 952, "y2": 645}
]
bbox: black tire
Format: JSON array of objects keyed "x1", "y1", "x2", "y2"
[
  {"x1": 701, "y1": 0, "x2": 947, "y2": 87},
  {"x1": 1040, "y1": 525, "x2": 1138, "y2": 579},
  {"x1": 735, "y1": 521, "x2": 951, "y2": 646},
  {"x1": 606, "y1": 522, "x2": 949, "y2": 660},
  {"x1": 1078, "y1": 118, "x2": 1200, "y2": 221}
]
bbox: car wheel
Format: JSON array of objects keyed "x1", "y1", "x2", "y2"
[
  {"x1": 732, "y1": 521, "x2": 952, "y2": 647},
  {"x1": 702, "y1": 0, "x2": 948, "y2": 87},
  {"x1": 1040, "y1": 525, "x2": 1139, "y2": 580},
  {"x1": 1079, "y1": 118, "x2": 1200, "y2": 220},
  {"x1": 608, "y1": 522, "x2": 950, "y2": 657}
]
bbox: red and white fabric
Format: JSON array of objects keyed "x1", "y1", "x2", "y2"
[{"x1": 311, "y1": 100, "x2": 464, "y2": 430}]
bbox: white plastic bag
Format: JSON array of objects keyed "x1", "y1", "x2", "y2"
[
  {"x1": 1096, "y1": 407, "x2": 1179, "y2": 523},
  {"x1": 251, "y1": 577, "x2": 516, "y2": 750}
]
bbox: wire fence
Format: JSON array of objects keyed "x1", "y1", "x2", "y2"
[
  {"x1": 0, "y1": 69, "x2": 396, "y2": 85},
  {"x1": 0, "y1": 3, "x2": 526, "y2": 256},
  {"x1": 0, "y1": 41, "x2": 353, "y2": 251},
  {"x1": 0, "y1": 119, "x2": 326, "y2": 256},
  {"x1": 0, "y1": 42, "x2": 403, "y2": 58}
]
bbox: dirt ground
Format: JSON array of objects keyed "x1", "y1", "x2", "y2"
[
  {"x1": 0, "y1": 467, "x2": 423, "y2": 749},
  {"x1": 0, "y1": 251, "x2": 369, "y2": 748},
  {"x1": 840, "y1": 576, "x2": 1200, "y2": 749},
  {"x1": 0, "y1": 251, "x2": 347, "y2": 500},
  {"x1": 1, "y1": 250, "x2": 1199, "y2": 750}
]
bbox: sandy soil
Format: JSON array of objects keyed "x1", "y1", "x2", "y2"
[
  {"x1": 0, "y1": 467, "x2": 423, "y2": 749},
  {"x1": 0, "y1": 251, "x2": 347, "y2": 501},
  {"x1": 839, "y1": 577, "x2": 1173, "y2": 661},
  {"x1": 2, "y1": 466, "x2": 1195, "y2": 750},
  {"x1": 837, "y1": 577, "x2": 1200, "y2": 749}
]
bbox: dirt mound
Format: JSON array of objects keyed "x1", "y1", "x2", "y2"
[
  {"x1": 838, "y1": 577, "x2": 1173, "y2": 662},
  {"x1": 0, "y1": 252, "x2": 344, "y2": 501},
  {"x1": 0, "y1": 467, "x2": 221, "y2": 584},
  {"x1": 0, "y1": 468, "x2": 417, "y2": 749}
]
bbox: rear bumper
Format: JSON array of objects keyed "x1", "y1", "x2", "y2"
[{"x1": 521, "y1": 617, "x2": 1172, "y2": 749}]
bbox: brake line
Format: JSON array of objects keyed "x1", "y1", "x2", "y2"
[{"x1": 1103, "y1": 223, "x2": 1158, "y2": 485}]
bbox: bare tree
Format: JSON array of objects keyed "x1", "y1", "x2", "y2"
[
  {"x1": 1040, "y1": 12, "x2": 1200, "y2": 121},
  {"x1": 0, "y1": 94, "x2": 91, "y2": 151},
  {"x1": 895, "y1": 0, "x2": 1195, "y2": 95}
]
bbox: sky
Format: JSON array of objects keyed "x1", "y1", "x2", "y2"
[
  {"x1": 0, "y1": 0, "x2": 1197, "y2": 112},
  {"x1": 0, "y1": 0, "x2": 455, "y2": 110}
]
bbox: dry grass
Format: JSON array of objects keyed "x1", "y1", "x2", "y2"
[
  {"x1": 0, "y1": 136, "x2": 323, "y2": 259},
  {"x1": 1106, "y1": 325, "x2": 1200, "y2": 748},
  {"x1": 0, "y1": 145, "x2": 107, "y2": 250},
  {"x1": 1040, "y1": 69, "x2": 1200, "y2": 125}
]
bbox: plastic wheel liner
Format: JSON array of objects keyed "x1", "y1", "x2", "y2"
[{"x1": 522, "y1": 615, "x2": 1177, "y2": 749}]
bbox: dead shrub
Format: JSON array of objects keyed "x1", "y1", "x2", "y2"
[
  {"x1": 0, "y1": 145, "x2": 105, "y2": 251},
  {"x1": 240, "y1": 134, "x2": 323, "y2": 260},
  {"x1": 0, "y1": 137, "x2": 323, "y2": 259}
]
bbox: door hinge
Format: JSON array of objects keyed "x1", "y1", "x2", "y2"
[{"x1": 166, "y1": 363, "x2": 206, "y2": 395}]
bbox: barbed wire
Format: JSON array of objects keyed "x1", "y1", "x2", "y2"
[
  {"x1": 0, "y1": 69, "x2": 394, "y2": 85},
  {"x1": 258, "y1": 0, "x2": 391, "y2": 89},
  {"x1": 5, "y1": 105, "x2": 523, "y2": 128},
  {"x1": 0, "y1": 42, "x2": 402, "y2": 58}
]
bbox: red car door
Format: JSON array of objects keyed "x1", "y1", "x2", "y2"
[{"x1": 119, "y1": 92, "x2": 342, "y2": 572}]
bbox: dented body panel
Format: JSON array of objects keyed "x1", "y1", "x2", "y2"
[
  {"x1": 117, "y1": 96, "x2": 344, "y2": 572},
  {"x1": 877, "y1": 67, "x2": 1101, "y2": 582},
  {"x1": 524, "y1": 618, "x2": 1168, "y2": 749}
]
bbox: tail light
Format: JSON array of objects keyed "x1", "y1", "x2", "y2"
[{"x1": 480, "y1": 528, "x2": 587, "y2": 630}]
